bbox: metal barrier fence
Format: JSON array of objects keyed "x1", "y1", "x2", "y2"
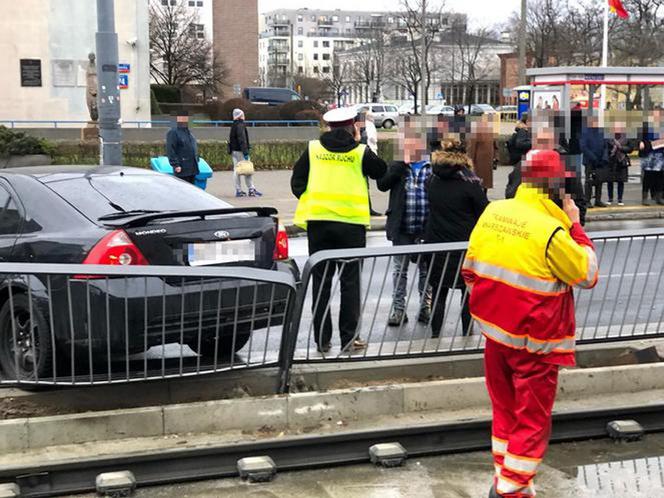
[
  {"x1": 0, "y1": 263, "x2": 296, "y2": 387},
  {"x1": 282, "y1": 228, "x2": 664, "y2": 376},
  {"x1": 0, "y1": 120, "x2": 320, "y2": 129},
  {"x1": 2, "y1": 228, "x2": 664, "y2": 391}
]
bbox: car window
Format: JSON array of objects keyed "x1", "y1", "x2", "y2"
[
  {"x1": 386, "y1": 106, "x2": 398, "y2": 112},
  {"x1": 372, "y1": 106, "x2": 385, "y2": 113},
  {"x1": 46, "y1": 173, "x2": 231, "y2": 222},
  {"x1": 0, "y1": 187, "x2": 22, "y2": 235}
]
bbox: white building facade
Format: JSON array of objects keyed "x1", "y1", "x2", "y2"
[
  {"x1": 151, "y1": 0, "x2": 214, "y2": 45},
  {"x1": 1, "y1": 0, "x2": 151, "y2": 124},
  {"x1": 259, "y1": 8, "x2": 466, "y2": 88}
]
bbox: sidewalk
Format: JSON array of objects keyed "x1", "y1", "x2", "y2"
[{"x1": 205, "y1": 165, "x2": 664, "y2": 233}]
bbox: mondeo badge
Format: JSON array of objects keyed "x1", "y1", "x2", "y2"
[{"x1": 214, "y1": 231, "x2": 230, "y2": 240}]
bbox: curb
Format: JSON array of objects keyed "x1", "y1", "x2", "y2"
[{"x1": 2, "y1": 362, "x2": 664, "y2": 454}]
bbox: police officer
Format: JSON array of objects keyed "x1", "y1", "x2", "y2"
[
  {"x1": 166, "y1": 110, "x2": 199, "y2": 184},
  {"x1": 291, "y1": 108, "x2": 387, "y2": 354}
]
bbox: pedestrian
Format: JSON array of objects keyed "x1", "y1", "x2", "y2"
[
  {"x1": 639, "y1": 114, "x2": 664, "y2": 205},
  {"x1": 462, "y1": 149, "x2": 599, "y2": 498},
  {"x1": 425, "y1": 139, "x2": 488, "y2": 338},
  {"x1": 166, "y1": 110, "x2": 199, "y2": 184},
  {"x1": 580, "y1": 116, "x2": 609, "y2": 207},
  {"x1": 505, "y1": 114, "x2": 531, "y2": 167},
  {"x1": 606, "y1": 121, "x2": 633, "y2": 206},
  {"x1": 359, "y1": 110, "x2": 382, "y2": 216},
  {"x1": 291, "y1": 107, "x2": 387, "y2": 354},
  {"x1": 467, "y1": 117, "x2": 497, "y2": 192},
  {"x1": 229, "y1": 108, "x2": 262, "y2": 197},
  {"x1": 377, "y1": 116, "x2": 432, "y2": 327},
  {"x1": 506, "y1": 122, "x2": 587, "y2": 225}
]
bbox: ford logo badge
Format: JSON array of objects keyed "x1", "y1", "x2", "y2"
[{"x1": 214, "y1": 230, "x2": 230, "y2": 240}]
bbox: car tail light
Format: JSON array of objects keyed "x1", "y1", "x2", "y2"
[
  {"x1": 274, "y1": 224, "x2": 289, "y2": 261},
  {"x1": 75, "y1": 230, "x2": 148, "y2": 278}
]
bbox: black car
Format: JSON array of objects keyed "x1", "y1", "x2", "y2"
[{"x1": 0, "y1": 166, "x2": 298, "y2": 380}]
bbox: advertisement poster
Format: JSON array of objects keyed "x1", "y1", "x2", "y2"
[{"x1": 532, "y1": 90, "x2": 562, "y2": 111}]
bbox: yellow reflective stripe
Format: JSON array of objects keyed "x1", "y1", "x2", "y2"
[
  {"x1": 463, "y1": 258, "x2": 569, "y2": 295},
  {"x1": 476, "y1": 317, "x2": 576, "y2": 354},
  {"x1": 504, "y1": 453, "x2": 541, "y2": 475},
  {"x1": 492, "y1": 437, "x2": 508, "y2": 456},
  {"x1": 495, "y1": 464, "x2": 502, "y2": 477},
  {"x1": 497, "y1": 476, "x2": 535, "y2": 496}
]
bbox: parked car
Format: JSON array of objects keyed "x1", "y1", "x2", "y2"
[
  {"x1": 354, "y1": 103, "x2": 400, "y2": 129},
  {"x1": 398, "y1": 103, "x2": 415, "y2": 115},
  {"x1": 426, "y1": 104, "x2": 455, "y2": 116},
  {"x1": 464, "y1": 104, "x2": 497, "y2": 116},
  {"x1": 243, "y1": 87, "x2": 302, "y2": 106},
  {"x1": 0, "y1": 166, "x2": 297, "y2": 379}
]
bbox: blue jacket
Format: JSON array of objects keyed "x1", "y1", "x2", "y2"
[
  {"x1": 166, "y1": 126, "x2": 199, "y2": 177},
  {"x1": 580, "y1": 127, "x2": 608, "y2": 169}
]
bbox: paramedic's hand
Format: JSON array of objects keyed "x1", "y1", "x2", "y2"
[
  {"x1": 563, "y1": 195, "x2": 580, "y2": 225},
  {"x1": 174, "y1": 166, "x2": 182, "y2": 174}
]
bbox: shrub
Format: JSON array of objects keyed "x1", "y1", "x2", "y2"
[
  {"x1": 278, "y1": 101, "x2": 325, "y2": 121},
  {"x1": 251, "y1": 105, "x2": 281, "y2": 123},
  {"x1": 206, "y1": 98, "x2": 254, "y2": 121},
  {"x1": 151, "y1": 85, "x2": 181, "y2": 104},
  {"x1": 294, "y1": 109, "x2": 322, "y2": 125},
  {"x1": 0, "y1": 127, "x2": 54, "y2": 158}
]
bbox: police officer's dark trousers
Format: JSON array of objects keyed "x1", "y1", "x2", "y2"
[{"x1": 307, "y1": 220, "x2": 366, "y2": 349}]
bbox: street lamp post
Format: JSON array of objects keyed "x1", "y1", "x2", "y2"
[
  {"x1": 518, "y1": 0, "x2": 527, "y2": 86},
  {"x1": 96, "y1": 0, "x2": 123, "y2": 166}
]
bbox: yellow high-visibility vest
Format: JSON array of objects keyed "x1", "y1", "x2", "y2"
[{"x1": 293, "y1": 140, "x2": 369, "y2": 229}]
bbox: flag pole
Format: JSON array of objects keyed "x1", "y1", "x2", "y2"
[{"x1": 599, "y1": 1, "x2": 609, "y2": 120}]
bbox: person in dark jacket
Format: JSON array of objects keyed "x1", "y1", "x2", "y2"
[
  {"x1": 377, "y1": 117, "x2": 432, "y2": 326},
  {"x1": 580, "y1": 117, "x2": 609, "y2": 207},
  {"x1": 506, "y1": 115, "x2": 532, "y2": 165},
  {"x1": 229, "y1": 109, "x2": 261, "y2": 197},
  {"x1": 639, "y1": 112, "x2": 664, "y2": 205},
  {"x1": 506, "y1": 125, "x2": 587, "y2": 225},
  {"x1": 291, "y1": 108, "x2": 387, "y2": 354},
  {"x1": 606, "y1": 121, "x2": 633, "y2": 206},
  {"x1": 425, "y1": 139, "x2": 489, "y2": 337},
  {"x1": 166, "y1": 111, "x2": 199, "y2": 184}
]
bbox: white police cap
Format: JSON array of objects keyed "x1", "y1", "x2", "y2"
[{"x1": 323, "y1": 107, "x2": 358, "y2": 126}]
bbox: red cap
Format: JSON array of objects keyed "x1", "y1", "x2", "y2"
[{"x1": 522, "y1": 149, "x2": 573, "y2": 180}]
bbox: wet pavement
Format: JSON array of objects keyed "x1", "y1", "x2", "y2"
[{"x1": 69, "y1": 433, "x2": 664, "y2": 497}]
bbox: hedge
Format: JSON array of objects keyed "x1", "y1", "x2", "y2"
[
  {"x1": 0, "y1": 126, "x2": 54, "y2": 157},
  {"x1": 50, "y1": 137, "x2": 514, "y2": 170}
]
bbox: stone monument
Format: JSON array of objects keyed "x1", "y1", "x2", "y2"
[{"x1": 81, "y1": 52, "x2": 100, "y2": 141}]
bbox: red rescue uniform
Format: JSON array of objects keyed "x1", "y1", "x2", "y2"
[{"x1": 462, "y1": 183, "x2": 598, "y2": 497}]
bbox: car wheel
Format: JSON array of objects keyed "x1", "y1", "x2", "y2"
[
  {"x1": 0, "y1": 294, "x2": 52, "y2": 381},
  {"x1": 193, "y1": 331, "x2": 252, "y2": 358},
  {"x1": 383, "y1": 119, "x2": 395, "y2": 130}
]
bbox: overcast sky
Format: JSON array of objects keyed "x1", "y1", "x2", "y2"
[{"x1": 257, "y1": 0, "x2": 522, "y2": 27}]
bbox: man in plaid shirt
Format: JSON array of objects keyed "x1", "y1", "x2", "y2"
[{"x1": 378, "y1": 118, "x2": 433, "y2": 326}]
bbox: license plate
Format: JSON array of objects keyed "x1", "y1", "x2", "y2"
[{"x1": 188, "y1": 240, "x2": 255, "y2": 266}]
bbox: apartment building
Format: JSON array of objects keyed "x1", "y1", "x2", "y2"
[
  {"x1": 152, "y1": 0, "x2": 214, "y2": 44},
  {"x1": 258, "y1": 8, "x2": 467, "y2": 88}
]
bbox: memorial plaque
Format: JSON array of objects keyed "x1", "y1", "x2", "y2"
[
  {"x1": 20, "y1": 59, "x2": 42, "y2": 87},
  {"x1": 52, "y1": 60, "x2": 77, "y2": 87}
]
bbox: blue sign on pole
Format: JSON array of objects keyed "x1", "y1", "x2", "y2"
[
  {"x1": 517, "y1": 90, "x2": 531, "y2": 120},
  {"x1": 118, "y1": 74, "x2": 129, "y2": 90},
  {"x1": 118, "y1": 63, "x2": 131, "y2": 74}
]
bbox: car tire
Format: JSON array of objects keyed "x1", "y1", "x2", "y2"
[
  {"x1": 194, "y1": 331, "x2": 252, "y2": 358},
  {"x1": 0, "y1": 293, "x2": 52, "y2": 381},
  {"x1": 383, "y1": 119, "x2": 395, "y2": 130}
]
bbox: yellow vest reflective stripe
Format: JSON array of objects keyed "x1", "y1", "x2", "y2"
[{"x1": 293, "y1": 141, "x2": 369, "y2": 229}]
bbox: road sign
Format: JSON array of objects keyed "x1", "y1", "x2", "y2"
[
  {"x1": 118, "y1": 63, "x2": 130, "y2": 74},
  {"x1": 118, "y1": 74, "x2": 129, "y2": 89}
]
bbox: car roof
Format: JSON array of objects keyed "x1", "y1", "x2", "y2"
[{"x1": 0, "y1": 165, "x2": 162, "y2": 183}]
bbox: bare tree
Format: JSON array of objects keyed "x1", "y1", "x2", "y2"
[
  {"x1": 328, "y1": 61, "x2": 350, "y2": 106},
  {"x1": 149, "y1": 2, "x2": 227, "y2": 98},
  {"x1": 453, "y1": 28, "x2": 496, "y2": 106},
  {"x1": 611, "y1": 0, "x2": 664, "y2": 66},
  {"x1": 385, "y1": 46, "x2": 422, "y2": 109},
  {"x1": 350, "y1": 23, "x2": 388, "y2": 103},
  {"x1": 398, "y1": 0, "x2": 445, "y2": 112}
]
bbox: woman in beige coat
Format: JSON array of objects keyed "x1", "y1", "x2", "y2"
[{"x1": 466, "y1": 118, "x2": 497, "y2": 191}]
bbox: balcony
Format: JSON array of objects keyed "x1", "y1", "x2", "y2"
[
  {"x1": 267, "y1": 55, "x2": 290, "y2": 66},
  {"x1": 318, "y1": 19, "x2": 334, "y2": 26},
  {"x1": 269, "y1": 44, "x2": 290, "y2": 54},
  {"x1": 268, "y1": 19, "x2": 291, "y2": 27}
]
